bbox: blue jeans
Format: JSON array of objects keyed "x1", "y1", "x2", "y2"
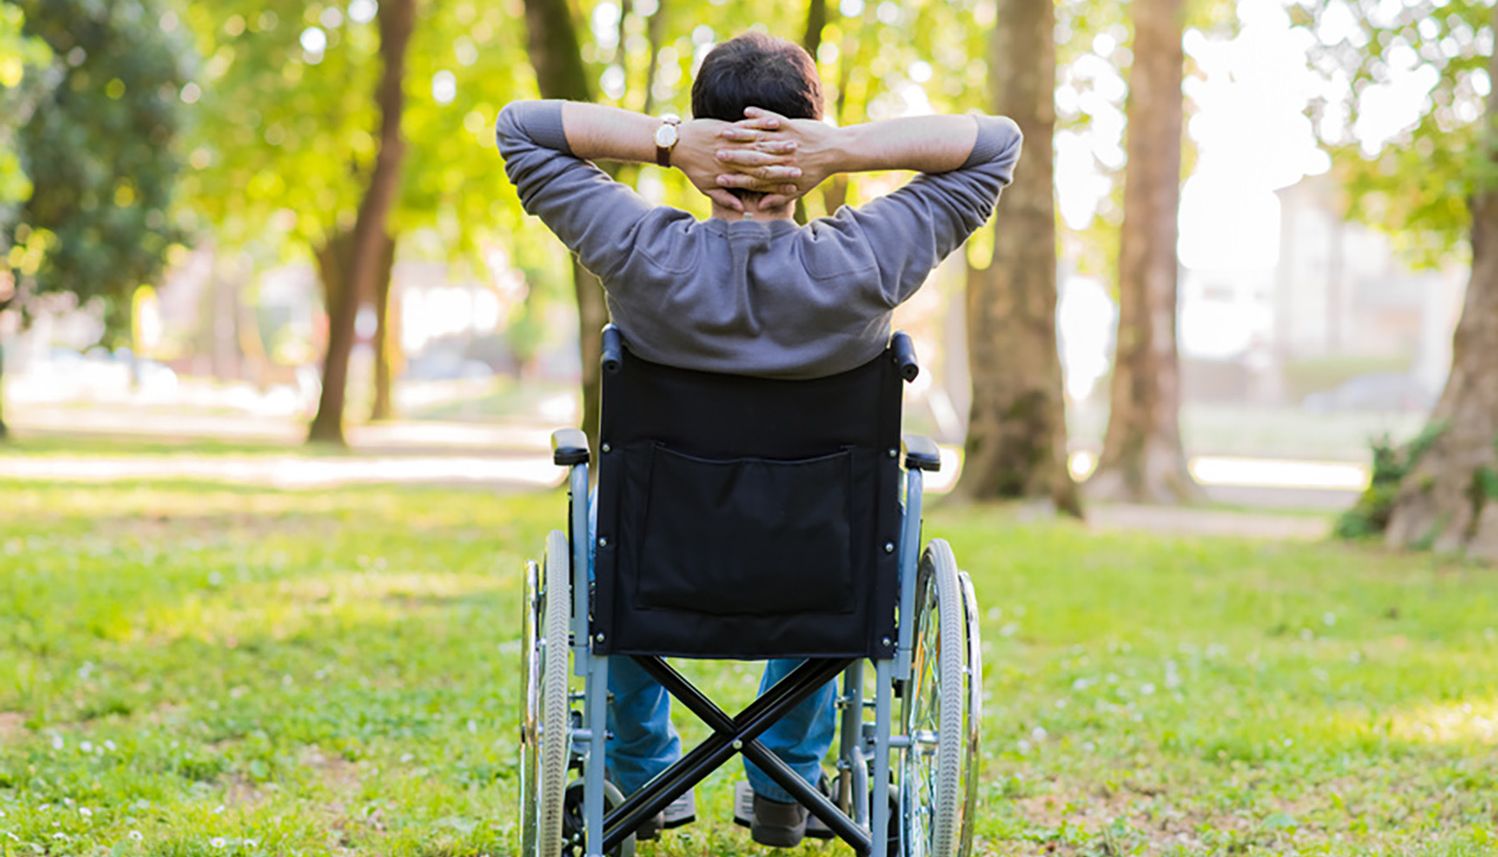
[{"x1": 589, "y1": 491, "x2": 837, "y2": 802}]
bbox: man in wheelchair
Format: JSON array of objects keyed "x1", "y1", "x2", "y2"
[{"x1": 500, "y1": 31, "x2": 1019, "y2": 857}]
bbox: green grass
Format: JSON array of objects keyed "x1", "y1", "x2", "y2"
[
  {"x1": 2, "y1": 481, "x2": 1496, "y2": 855},
  {"x1": 0, "y1": 435, "x2": 330, "y2": 458}
]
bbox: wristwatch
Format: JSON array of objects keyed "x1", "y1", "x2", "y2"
[{"x1": 654, "y1": 114, "x2": 681, "y2": 167}]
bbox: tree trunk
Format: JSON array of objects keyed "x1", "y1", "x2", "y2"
[
  {"x1": 954, "y1": 0, "x2": 1079, "y2": 516},
  {"x1": 789, "y1": 0, "x2": 827, "y2": 226},
  {"x1": 369, "y1": 233, "x2": 398, "y2": 422},
  {"x1": 1385, "y1": 22, "x2": 1498, "y2": 560},
  {"x1": 802, "y1": 0, "x2": 827, "y2": 55},
  {"x1": 816, "y1": 6, "x2": 853, "y2": 217},
  {"x1": 641, "y1": 0, "x2": 668, "y2": 117},
  {"x1": 523, "y1": 0, "x2": 609, "y2": 449},
  {"x1": 307, "y1": 0, "x2": 415, "y2": 445},
  {"x1": 1088, "y1": 0, "x2": 1197, "y2": 503}
]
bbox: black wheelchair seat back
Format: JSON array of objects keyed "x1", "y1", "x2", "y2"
[{"x1": 591, "y1": 328, "x2": 906, "y2": 661}]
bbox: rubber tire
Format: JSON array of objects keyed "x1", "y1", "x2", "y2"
[
  {"x1": 519, "y1": 560, "x2": 542, "y2": 856},
  {"x1": 536, "y1": 530, "x2": 574, "y2": 856},
  {"x1": 956, "y1": 570, "x2": 983, "y2": 857},
  {"x1": 901, "y1": 539, "x2": 969, "y2": 857}
]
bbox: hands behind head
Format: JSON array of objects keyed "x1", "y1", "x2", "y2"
[{"x1": 676, "y1": 107, "x2": 835, "y2": 215}]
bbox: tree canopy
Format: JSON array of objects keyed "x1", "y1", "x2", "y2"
[
  {"x1": 5, "y1": 0, "x2": 189, "y2": 341},
  {"x1": 0, "y1": 3, "x2": 49, "y2": 214},
  {"x1": 1300, "y1": 0, "x2": 1494, "y2": 263}
]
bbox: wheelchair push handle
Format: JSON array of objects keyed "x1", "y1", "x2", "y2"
[
  {"x1": 891, "y1": 331, "x2": 919, "y2": 382},
  {"x1": 601, "y1": 324, "x2": 624, "y2": 375},
  {"x1": 551, "y1": 428, "x2": 591, "y2": 466}
]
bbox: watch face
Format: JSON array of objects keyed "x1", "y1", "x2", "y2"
[{"x1": 654, "y1": 123, "x2": 678, "y2": 148}]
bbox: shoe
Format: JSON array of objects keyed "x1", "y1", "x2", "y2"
[
  {"x1": 632, "y1": 788, "x2": 696, "y2": 841},
  {"x1": 750, "y1": 794, "x2": 808, "y2": 848},
  {"x1": 733, "y1": 778, "x2": 835, "y2": 840}
]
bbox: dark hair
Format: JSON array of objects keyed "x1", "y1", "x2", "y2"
[{"x1": 691, "y1": 32, "x2": 824, "y2": 124}]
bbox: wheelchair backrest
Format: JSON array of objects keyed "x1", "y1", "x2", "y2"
[{"x1": 591, "y1": 326, "x2": 908, "y2": 661}]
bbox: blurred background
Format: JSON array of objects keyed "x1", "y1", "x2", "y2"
[
  {"x1": 0, "y1": 0, "x2": 1492, "y2": 550},
  {"x1": 5, "y1": 3, "x2": 1498, "y2": 851}
]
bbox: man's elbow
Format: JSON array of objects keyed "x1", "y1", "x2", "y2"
[
  {"x1": 962, "y1": 115, "x2": 1022, "y2": 187},
  {"x1": 495, "y1": 102, "x2": 529, "y2": 156}
]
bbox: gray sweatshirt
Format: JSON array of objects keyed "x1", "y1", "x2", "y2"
[{"x1": 496, "y1": 100, "x2": 1022, "y2": 379}]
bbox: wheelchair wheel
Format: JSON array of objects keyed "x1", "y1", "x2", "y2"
[
  {"x1": 956, "y1": 569, "x2": 983, "y2": 857},
  {"x1": 561, "y1": 779, "x2": 634, "y2": 857},
  {"x1": 519, "y1": 532, "x2": 574, "y2": 856},
  {"x1": 900, "y1": 539, "x2": 979, "y2": 857},
  {"x1": 519, "y1": 560, "x2": 541, "y2": 857}
]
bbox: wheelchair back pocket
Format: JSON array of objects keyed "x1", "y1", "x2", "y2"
[{"x1": 630, "y1": 444, "x2": 855, "y2": 617}]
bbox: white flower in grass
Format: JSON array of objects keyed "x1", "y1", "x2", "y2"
[
  {"x1": 78, "y1": 807, "x2": 92, "y2": 818},
  {"x1": 80, "y1": 741, "x2": 93, "y2": 753},
  {"x1": 104, "y1": 740, "x2": 117, "y2": 752},
  {"x1": 129, "y1": 830, "x2": 144, "y2": 842},
  {"x1": 211, "y1": 836, "x2": 227, "y2": 848},
  {"x1": 50, "y1": 735, "x2": 64, "y2": 750}
]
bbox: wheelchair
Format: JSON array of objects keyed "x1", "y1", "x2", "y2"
[{"x1": 519, "y1": 326, "x2": 983, "y2": 857}]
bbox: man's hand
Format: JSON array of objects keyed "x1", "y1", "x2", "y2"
[
  {"x1": 715, "y1": 107, "x2": 839, "y2": 211},
  {"x1": 673, "y1": 119, "x2": 749, "y2": 212}
]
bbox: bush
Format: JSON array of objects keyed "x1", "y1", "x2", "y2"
[{"x1": 1334, "y1": 424, "x2": 1444, "y2": 540}]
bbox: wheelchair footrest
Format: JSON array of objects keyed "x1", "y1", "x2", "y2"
[{"x1": 731, "y1": 780, "x2": 835, "y2": 840}]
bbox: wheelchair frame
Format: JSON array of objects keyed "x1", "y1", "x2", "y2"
[{"x1": 525, "y1": 328, "x2": 975, "y2": 857}]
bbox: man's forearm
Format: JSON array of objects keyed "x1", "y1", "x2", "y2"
[
  {"x1": 834, "y1": 115, "x2": 980, "y2": 175},
  {"x1": 560, "y1": 102, "x2": 657, "y2": 163}
]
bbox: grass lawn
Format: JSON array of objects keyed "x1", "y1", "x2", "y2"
[{"x1": 1, "y1": 481, "x2": 1495, "y2": 855}]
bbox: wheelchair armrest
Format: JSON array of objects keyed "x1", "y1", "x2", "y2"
[
  {"x1": 902, "y1": 434, "x2": 941, "y2": 472},
  {"x1": 551, "y1": 428, "x2": 591, "y2": 466}
]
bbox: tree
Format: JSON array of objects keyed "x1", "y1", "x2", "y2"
[
  {"x1": 956, "y1": 0, "x2": 1080, "y2": 515},
  {"x1": 181, "y1": 0, "x2": 528, "y2": 444},
  {"x1": 520, "y1": 0, "x2": 611, "y2": 451},
  {"x1": 0, "y1": 1, "x2": 51, "y2": 439},
  {"x1": 305, "y1": 0, "x2": 414, "y2": 443},
  {"x1": 1304, "y1": 0, "x2": 1498, "y2": 558},
  {"x1": 2, "y1": 0, "x2": 187, "y2": 438},
  {"x1": 1087, "y1": 0, "x2": 1198, "y2": 503}
]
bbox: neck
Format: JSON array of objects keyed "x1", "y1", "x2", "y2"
[{"x1": 711, "y1": 201, "x2": 796, "y2": 223}]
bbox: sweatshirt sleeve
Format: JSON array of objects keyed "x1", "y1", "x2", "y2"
[
  {"x1": 824, "y1": 115, "x2": 1023, "y2": 308},
  {"x1": 495, "y1": 100, "x2": 655, "y2": 283}
]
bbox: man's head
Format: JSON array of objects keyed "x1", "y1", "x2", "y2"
[{"x1": 691, "y1": 32, "x2": 823, "y2": 125}]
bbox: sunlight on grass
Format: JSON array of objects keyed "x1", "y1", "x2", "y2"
[
  {"x1": 142, "y1": 571, "x2": 508, "y2": 645},
  {"x1": 1386, "y1": 699, "x2": 1498, "y2": 746}
]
